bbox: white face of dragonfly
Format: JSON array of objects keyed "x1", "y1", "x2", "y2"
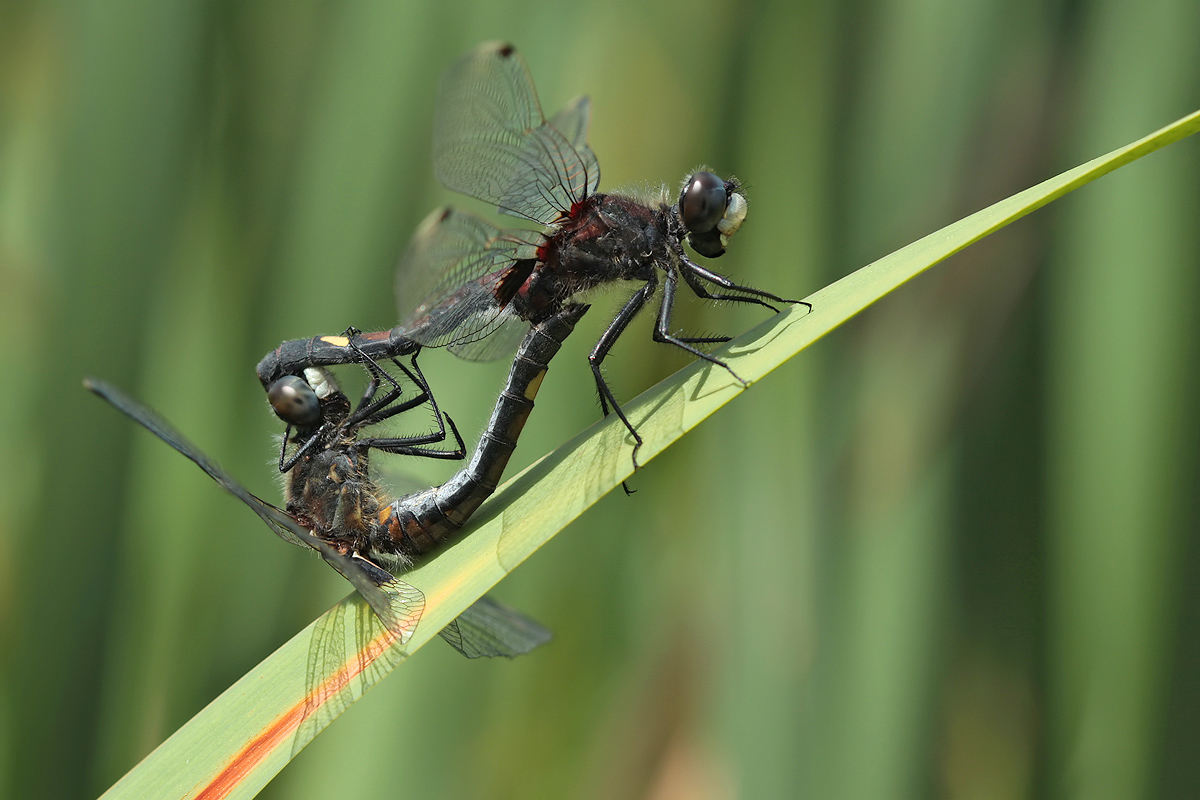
[
  {"x1": 302, "y1": 367, "x2": 339, "y2": 402},
  {"x1": 715, "y1": 189, "x2": 747, "y2": 244}
]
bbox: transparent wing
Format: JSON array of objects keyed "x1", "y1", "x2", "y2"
[
  {"x1": 297, "y1": 569, "x2": 421, "y2": 752},
  {"x1": 339, "y1": 556, "x2": 425, "y2": 644},
  {"x1": 395, "y1": 207, "x2": 539, "y2": 355},
  {"x1": 446, "y1": 316, "x2": 531, "y2": 362},
  {"x1": 85, "y1": 378, "x2": 423, "y2": 643},
  {"x1": 84, "y1": 379, "x2": 311, "y2": 549},
  {"x1": 547, "y1": 95, "x2": 599, "y2": 188},
  {"x1": 433, "y1": 41, "x2": 600, "y2": 225},
  {"x1": 437, "y1": 594, "x2": 553, "y2": 659}
]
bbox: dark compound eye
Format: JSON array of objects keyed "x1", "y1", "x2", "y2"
[
  {"x1": 680, "y1": 171, "x2": 728, "y2": 234},
  {"x1": 267, "y1": 375, "x2": 321, "y2": 426}
]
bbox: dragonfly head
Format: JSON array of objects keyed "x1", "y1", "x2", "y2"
[
  {"x1": 267, "y1": 368, "x2": 349, "y2": 431},
  {"x1": 678, "y1": 170, "x2": 748, "y2": 258}
]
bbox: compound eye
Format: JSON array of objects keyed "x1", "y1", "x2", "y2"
[
  {"x1": 267, "y1": 376, "x2": 321, "y2": 426},
  {"x1": 680, "y1": 171, "x2": 727, "y2": 234}
]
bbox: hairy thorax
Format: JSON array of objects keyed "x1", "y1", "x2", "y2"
[
  {"x1": 286, "y1": 443, "x2": 382, "y2": 552},
  {"x1": 516, "y1": 194, "x2": 669, "y2": 320}
]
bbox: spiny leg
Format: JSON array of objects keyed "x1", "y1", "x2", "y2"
[
  {"x1": 678, "y1": 255, "x2": 809, "y2": 312},
  {"x1": 343, "y1": 338, "x2": 417, "y2": 427},
  {"x1": 357, "y1": 413, "x2": 466, "y2": 460},
  {"x1": 349, "y1": 350, "x2": 459, "y2": 455},
  {"x1": 654, "y1": 267, "x2": 748, "y2": 387},
  {"x1": 673, "y1": 333, "x2": 733, "y2": 345},
  {"x1": 278, "y1": 421, "x2": 331, "y2": 473},
  {"x1": 589, "y1": 279, "x2": 657, "y2": 469},
  {"x1": 383, "y1": 352, "x2": 451, "y2": 439}
]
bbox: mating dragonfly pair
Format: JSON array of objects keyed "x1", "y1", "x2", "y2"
[{"x1": 89, "y1": 42, "x2": 805, "y2": 655}]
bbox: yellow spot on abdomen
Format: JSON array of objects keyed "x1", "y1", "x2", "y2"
[{"x1": 523, "y1": 369, "x2": 547, "y2": 400}]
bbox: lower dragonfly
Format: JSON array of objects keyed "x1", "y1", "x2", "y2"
[{"x1": 87, "y1": 303, "x2": 588, "y2": 655}]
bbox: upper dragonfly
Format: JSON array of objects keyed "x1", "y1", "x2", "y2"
[{"x1": 258, "y1": 41, "x2": 806, "y2": 468}]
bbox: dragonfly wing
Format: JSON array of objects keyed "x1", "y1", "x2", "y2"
[
  {"x1": 433, "y1": 42, "x2": 599, "y2": 225},
  {"x1": 396, "y1": 207, "x2": 538, "y2": 354},
  {"x1": 85, "y1": 378, "x2": 424, "y2": 643},
  {"x1": 85, "y1": 378, "x2": 311, "y2": 550},
  {"x1": 547, "y1": 95, "x2": 600, "y2": 200},
  {"x1": 437, "y1": 594, "x2": 553, "y2": 659},
  {"x1": 446, "y1": 316, "x2": 531, "y2": 362},
  {"x1": 332, "y1": 555, "x2": 425, "y2": 645}
]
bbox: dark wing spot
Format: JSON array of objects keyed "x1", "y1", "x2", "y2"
[{"x1": 493, "y1": 259, "x2": 537, "y2": 307}]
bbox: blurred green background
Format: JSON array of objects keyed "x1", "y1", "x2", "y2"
[{"x1": 2, "y1": 0, "x2": 1198, "y2": 798}]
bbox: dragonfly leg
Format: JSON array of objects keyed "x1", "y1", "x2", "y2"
[
  {"x1": 279, "y1": 421, "x2": 332, "y2": 473},
  {"x1": 349, "y1": 350, "x2": 461, "y2": 458},
  {"x1": 357, "y1": 413, "x2": 467, "y2": 460},
  {"x1": 679, "y1": 256, "x2": 810, "y2": 313},
  {"x1": 589, "y1": 279, "x2": 657, "y2": 469},
  {"x1": 654, "y1": 267, "x2": 747, "y2": 387},
  {"x1": 343, "y1": 344, "x2": 419, "y2": 427}
]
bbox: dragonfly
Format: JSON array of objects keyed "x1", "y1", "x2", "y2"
[
  {"x1": 256, "y1": 41, "x2": 808, "y2": 470},
  {"x1": 87, "y1": 302, "x2": 589, "y2": 655}
]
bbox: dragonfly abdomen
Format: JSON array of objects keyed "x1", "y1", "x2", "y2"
[{"x1": 373, "y1": 303, "x2": 589, "y2": 559}]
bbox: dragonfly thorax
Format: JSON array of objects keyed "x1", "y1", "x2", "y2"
[{"x1": 522, "y1": 194, "x2": 668, "y2": 313}]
